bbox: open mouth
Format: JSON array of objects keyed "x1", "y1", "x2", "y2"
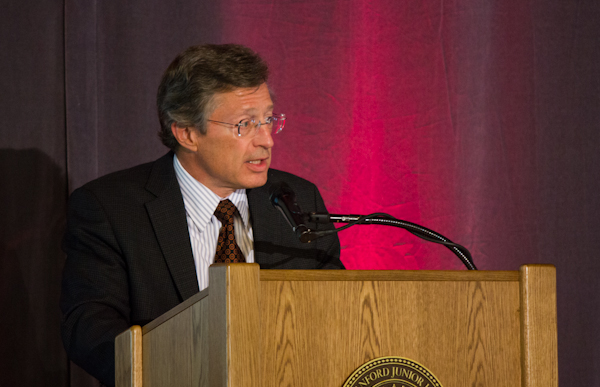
[{"x1": 245, "y1": 157, "x2": 269, "y2": 170}]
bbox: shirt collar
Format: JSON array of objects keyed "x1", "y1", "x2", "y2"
[{"x1": 174, "y1": 154, "x2": 250, "y2": 231}]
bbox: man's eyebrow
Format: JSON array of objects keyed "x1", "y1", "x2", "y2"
[{"x1": 242, "y1": 104, "x2": 274, "y2": 114}]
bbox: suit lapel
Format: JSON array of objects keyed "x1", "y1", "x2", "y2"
[{"x1": 145, "y1": 153, "x2": 199, "y2": 300}]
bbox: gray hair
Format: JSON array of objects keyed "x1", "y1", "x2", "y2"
[{"x1": 157, "y1": 44, "x2": 269, "y2": 150}]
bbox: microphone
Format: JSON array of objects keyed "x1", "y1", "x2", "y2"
[
  {"x1": 269, "y1": 182, "x2": 318, "y2": 243},
  {"x1": 270, "y1": 182, "x2": 476, "y2": 269}
]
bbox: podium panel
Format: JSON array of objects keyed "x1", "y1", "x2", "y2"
[{"x1": 116, "y1": 264, "x2": 557, "y2": 387}]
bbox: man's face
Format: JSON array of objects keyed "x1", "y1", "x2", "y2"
[{"x1": 187, "y1": 83, "x2": 275, "y2": 197}]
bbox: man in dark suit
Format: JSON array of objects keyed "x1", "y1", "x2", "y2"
[{"x1": 60, "y1": 44, "x2": 342, "y2": 386}]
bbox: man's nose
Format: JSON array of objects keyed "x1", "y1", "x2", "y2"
[{"x1": 254, "y1": 124, "x2": 274, "y2": 148}]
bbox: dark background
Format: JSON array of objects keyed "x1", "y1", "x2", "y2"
[{"x1": 1, "y1": 0, "x2": 598, "y2": 385}]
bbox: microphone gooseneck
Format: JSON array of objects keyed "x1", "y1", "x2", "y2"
[
  {"x1": 269, "y1": 182, "x2": 477, "y2": 270},
  {"x1": 308, "y1": 213, "x2": 476, "y2": 270}
]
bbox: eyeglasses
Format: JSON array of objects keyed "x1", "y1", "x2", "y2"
[{"x1": 207, "y1": 113, "x2": 286, "y2": 137}]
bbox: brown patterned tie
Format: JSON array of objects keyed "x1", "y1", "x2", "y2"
[{"x1": 213, "y1": 199, "x2": 245, "y2": 263}]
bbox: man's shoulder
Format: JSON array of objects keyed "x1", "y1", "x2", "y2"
[
  {"x1": 73, "y1": 152, "x2": 174, "y2": 202},
  {"x1": 83, "y1": 162, "x2": 153, "y2": 188}
]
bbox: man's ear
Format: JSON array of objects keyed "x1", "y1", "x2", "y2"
[{"x1": 171, "y1": 122, "x2": 199, "y2": 152}]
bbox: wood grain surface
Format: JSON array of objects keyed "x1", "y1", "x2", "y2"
[
  {"x1": 115, "y1": 325, "x2": 142, "y2": 387},
  {"x1": 520, "y1": 265, "x2": 558, "y2": 387},
  {"x1": 143, "y1": 288, "x2": 208, "y2": 334},
  {"x1": 209, "y1": 263, "x2": 262, "y2": 387},
  {"x1": 114, "y1": 264, "x2": 557, "y2": 387},
  {"x1": 209, "y1": 265, "x2": 228, "y2": 387},
  {"x1": 260, "y1": 269, "x2": 519, "y2": 282},
  {"x1": 225, "y1": 263, "x2": 261, "y2": 387},
  {"x1": 141, "y1": 296, "x2": 209, "y2": 386},
  {"x1": 260, "y1": 278, "x2": 523, "y2": 386}
]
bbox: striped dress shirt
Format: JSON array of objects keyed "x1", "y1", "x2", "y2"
[{"x1": 173, "y1": 155, "x2": 254, "y2": 291}]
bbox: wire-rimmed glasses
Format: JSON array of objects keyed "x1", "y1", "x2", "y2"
[{"x1": 207, "y1": 113, "x2": 286, "y2": 137}]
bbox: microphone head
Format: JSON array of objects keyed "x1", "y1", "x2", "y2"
[
  {"x1": 268, "y1": 181, "x2": 310, "y2": 237},
  {"x1": 269, "y1": 181, "x2": 293, "y2": 205}
]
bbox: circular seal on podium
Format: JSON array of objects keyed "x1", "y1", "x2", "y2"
[{"x1": 343, "y1": 356, "x2": 443, "y2": 387}]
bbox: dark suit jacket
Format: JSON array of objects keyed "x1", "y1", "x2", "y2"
[{"x1": 60, "y1": 152, "x2": 342, "y2": 386}]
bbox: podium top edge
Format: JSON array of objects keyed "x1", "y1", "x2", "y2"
[{"x1": 259, "y1": 270, "x2": 520, "y2": 282}]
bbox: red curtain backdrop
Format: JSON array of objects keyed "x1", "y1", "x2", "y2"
[
  {"x1": 1, "y1": 0, "x2": 599, "y2": 386},
  {"x1": 216, "y1": 0, "x2": 543, "y2": 271}
]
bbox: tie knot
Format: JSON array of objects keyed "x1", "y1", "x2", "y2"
[{"x1": 214, "y1": 199, "x2": 238, "y2": 224}]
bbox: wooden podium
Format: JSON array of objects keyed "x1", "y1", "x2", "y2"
[{"x1": 115, "y1": 264, "x2": 558, "y2": 387}]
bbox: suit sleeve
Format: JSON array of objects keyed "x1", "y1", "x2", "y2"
[{"x1": 60, "y1": 187, "x2": 130, "y2": 386}]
